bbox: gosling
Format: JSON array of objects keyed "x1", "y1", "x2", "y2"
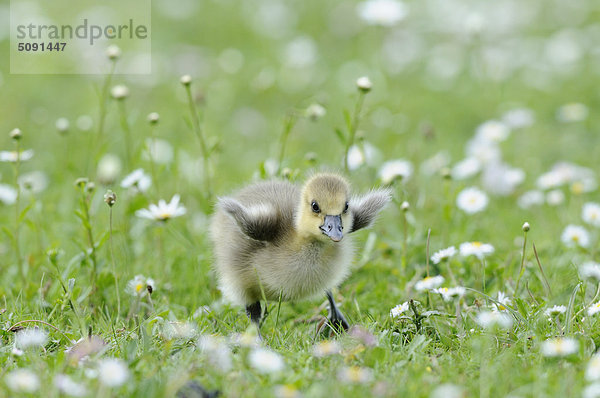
[{"x1": 210, "y1": 172, "x2": 390, "y2": 334}]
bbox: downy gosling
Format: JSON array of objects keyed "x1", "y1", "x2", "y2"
[{"x1": 210, "y1": 173, "x2": 390, "y2": 334}]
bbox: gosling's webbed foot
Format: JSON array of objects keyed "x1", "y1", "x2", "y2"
[
  {"x1": 246, "y1": 301, "x2": 264, "y2": 341},
  {"x1": 317, "y1": 291, "x2": 350, "y2": 336}
]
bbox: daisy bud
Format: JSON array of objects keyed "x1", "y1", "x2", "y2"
[
  {"x1": 147, "y1": 112, "x2": 160, "y2": 125},
  {"x1": 305, "y1": 103, "x2": 326, "y2": 121},
  {"x1": 304, "y1": 152, "x2": 318, "y2": 165},
  {"x1": 106, "y1": 45, "x2": 121, "y2": 60},
  {"x1": 55, "y1": 118, "x2": 69, "y2": 134},
  {"x1": 356, "y1": 76, "x2": 372, "y2": 92},
  {"x1": 86, "y1": 182, "x2": 96, "y2": 193},
  {"x1": 281, "y1": 168, "x2": 292, "y2": 178},
  {"x1": 110, "y1": 85, "x2": 129, "y2": 100},
  {"x1": 74, "y1": 178, "x2": 89, "y2": 188},
  {"x1": 401, "y1": 201, "x2": 410, "y2": 212},
  {"x1": 441, "y1": 167, "x2": 452, "y2": 180},
  {"x1": 180, "y1": 74, "x2": 192, "y2": 86},
  {"x1": 10, "y1": 128, "x2": 22, "y2": 140},
  {"x1": 522, "y1": 222, "x2": 530, "y2": 232},
  {"x1": 104, "y1": 190, "x2": 117, "y2": 207}
]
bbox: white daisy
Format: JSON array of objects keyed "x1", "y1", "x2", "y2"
[
  {"x1": 475, "y1": 120, "x2": 511, "y2": 143},
  {"x1": 120, "y1": 168, "x2": 152, "y2": 192},
  {"x1": 492, "y1": 291, "x2": 512, "y2": 312},
  {"x1": 556, "y1": 103, "x2": 588, "y2": 123},
  {"x1": 459, "y1": 242, "x2": 494, "y2": 259},
  {"x1": 588, "y1": 301, "x2": 600, "y2": 316},
  {"x1": 312, "y1": 340, "x2": 341, "y2": 357},
  {"x1": 541, "y1": 337, "x2": 578, "y2": 357},
  {"x1": 465, "y1": 138, "x2": 501, "y2": 165},
  {"x1": 55, "y1": 117, "x2": 70, "y2": 133},
  {"x1": 587, "y1": 353, "x2": 600, "y2": 381},
  {"x1": 337, "y1": 366, "x2": 374, "y2": 384},
  {"x1": 451, "y1": 157, "x2": 481, "y2": 180},
  {"x1": 248, "y1": 348, "x2": 285, "y2": 374},
  {"x1": 305, "y1": 103, "x2": 326, "y2": 120},
  {"x1": 110, "y1": 85, "x2": 129, "y2": 100},
  {"x1": 544, "y1": 305, "x2": 567, "y2": 317},
  {"x1": 475, "y1": 311, "x2": 513, "y2": 329},
  {"x1": 0, "y1": 149, "x2": 34, "y2": 162},
  {"x1": 143, "y1": 139, "x2": 174, "y2": 165},
  {"x1": 456, "y1": 187, "x2": 488, "y2": 214},
  {"x1": 482, "y1": 162, "x2": 525, "y2": 196},
  {"x1": 432, "y1": 286, "x2": 466, "y2": 302},
  {"x1": 379, "y1": 159, "x2": 413, "y2": 184},
  {"x1": 54, "y1": 374, "x2": 87, "y2": 397},
  {"x1": 415, "y1": 275, "x2": 444, "y2": 291},
  {"x1": 546, "y1": 189, "x2": 565, "y2": 206},
  {"x1": 581, "y1": 262, "x2": 600, "y2": 280},
  {"x1": 18, "y1": 171, "x2": 48, "y2": 193},
  {"x1": 502, "y1": 108, "x2": 534, "y2": 129},
  {"x1": 5, "y1": 369, "x2": 40, "y2": 393},
  {"x1": 431, "y1": 246, "x2": 457, "y2": 264},
  {"x1": 97, "y1": 154, "x2": 122, "y2": 185},
  {"x1": 197, "y1": 334, "x2": 232, "y2": 372},
  {"x1": 136, "y1": 195, "x2": 187, "y2": 221},
  {"x1": 126, "y1": 275, "x2": 155, "y2": 297},
  {"x1": 14, "y1": 328, "x2": 48, "y2": 349},
  {"x1": 0, "y1": 184, "x2": 18, "y2": 205},
  {"x1": 583, "y1": 202, "x2": 600, "y2": 227},
  {"x1": 357, "y1": 0, "x2": 407, "y2": 27},
  {"x1": 98, "y1": 358, "x2": 129, "y2": 387},
  {"x1": 517, "y1": 190, "x2": 545, "y2": 209},
  {"x1": 390, "y1": 301, "x2": 410, "y2": 317},
  {"x1": 356, "y1": 76, "x2": 373, "y2": 91},
  {"x1": 420, "y1": 151, "x2": 450, "y2": 176},
  {"x1": 561, "y1": 224, "x2": 590, "y2": 248}
]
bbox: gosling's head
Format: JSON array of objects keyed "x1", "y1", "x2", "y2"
[{"x1": 296, "y1": 173, "x2": 352, "y2": 242}]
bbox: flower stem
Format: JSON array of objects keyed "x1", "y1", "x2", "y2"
[
  {"x1": 109, "y1": 206, "x2": 121, "y2": 320},
  {"x1": 276, "y1": 112, "x2": 298, "y2": 176},
  {"x1": 14, "y1": 140, "x2": 25, "y2": 286},
  {"x1": 344, "y1": 91, "x2": 366, "y2": 173},
  {"x1": 184, "y1": 85, "x2": 212, "y2": 198},
  {"x1": 515, "y1": 229, "x2": 528, "y2": 294}
]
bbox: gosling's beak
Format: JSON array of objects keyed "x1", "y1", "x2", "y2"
[{"x1": 320, "y1": 215, "x2": 343, "y2": 242}]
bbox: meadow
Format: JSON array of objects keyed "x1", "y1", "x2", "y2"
[{"x1": 1, "y1": 0, "x2": 600, "y2": 396}]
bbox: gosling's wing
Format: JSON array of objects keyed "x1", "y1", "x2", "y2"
[
  {"x1": 217, "y1": 197, "x2": 281, "y2": 242},
  {"x1": 349, "y1": 189, "x2": 392, "y2": 233}
]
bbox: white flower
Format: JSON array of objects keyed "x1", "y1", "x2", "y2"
[
  {"x1": 492, "y1": 291, "x2": 511, "y2": 312},
  {"x1": 136, "y1": 195, "x2": 187, "y2": 221},
  {"x1": 55, "y1": 117, "x2": 70, "y2": 132},
  {"x1": 588, "y1": 301, "x2": 600, "y2": 316},
  {"x1": 345, "y1": 143, "x2": 379, "y2": 170},
  {"x1": 456, "y1": 187, "x2": 488, "y2": 214},
  {"x1": 337, "y1": 366, "x2": 374, "y2": 384},
  {"x1": 432, "y1": 286, "x2": 466, "y2": 302},
  {"x1": 583, "y1": 383, "x2": 600, "y2": 398},
  {"x1": 502, "y1": 108, "x2": 534, "y2": 129},
  {"x1": 561, "y1": 224, "x2": 590, "y2": 248},
  {"x1": 143, "y1": 139, "x2": 174, "y2": 164},
  {"x1": 518, "y1": 190, "x2": 545, "y2": 209},
  {"x1": 541, "y1": 337, "x2": 578, "y2": 357},
  {"x1": 312, "y1": 340, "x2": 341, "y2": 357},
  {"x1": 587, "y1": 354, "x2": 600, "y2": 381},
  {"x1": 120, "y1": 168, "x2": 151, "y2": 192},
  {"x1": 305, "y1": 103, "x2": 326, "y2": 120},
  {"x1": 106, "y1": 44, "x2": 121, "y2": 60},
  {"x1": 163, "y1": 321, "x2": 197, "y2": 340},
  {"x1": 249, "y1": 348, "x2": 285, "y2": 374},
  {"x1": 415, "y1": 275, "x2": 444, "y2": 291},
  {"x1": 431, "y1": 246, "x2": 457, "y2": 264},
  {"x1": 0, "y1": 149, "x2": 34, "y2": 162},
  {"x1": 420, "y1": 151, "x2": 450, "y2": 176},
  {"x1": 98, "y1": 358, "x2": 129, "y2": 387},
  {"x1": 356, "y1": 76, "x2": 373, "y2": 91},
  {"x1": 476, "y1": 311, "x2": 512, "y2": 329},
  {"x1": 482, "y1": 162, "x2": 525, "y2": 196},
  {"x1": 18, "y1": 171, "x2": 48, "y2": 193},
  {"x1": 546, "y1": 189, "x2": 565, "y2": 206},
  {"x1": 544, "y1": 305, "x2": 567, "y2": 317},
  {"x1": 197, "y1": 334, "x2": 232, "y2": 372},
  {"x1": 379, "y1": 159, "x2": 413, "y2": 184},
  {"x1": 431, "y1": 383, "x2": 464, "y2": 398},
  {"x1": 556, "y1": 103, "x2": 588, "y2": 122},
  {"x1": 0, "y1": 184, "x2": 18, "y2": 205},
  {"x1": 110, "y1": 85, "x2": 129, "y2": 99},
  {"x1": 14, "y1": 328, "x2": 48, "y2": 349},
  {"x1": 475, "y1": 120, "x2": 511, "y2": 143},
  {"x1": 126, "y1": 275, "x2": 155, "y2": 297},
  {"x1": 54, "y1": 374, "x2": 87, "y2": 397},
  {"x1": 459, "y1": 242, "x2": 494, "y2": 259},
  {"x1": 581, "y1": 262, "x2": 600, "y2": 280},
  {"x1": 5, "y1": 369, "x2": 40, "y2": 393},
  {"x1": 357, "y1": 0, "x2": 407, "y2": 27},
  {"x1": 465, "y1": 139, "x2": 501, "y2": 165},
  {"x1": 451, "y1": 157, "x2": 481, "y2": 180},
  {"x1": 390, "y1": 301, "x2": 410, "y2": 317},
  {"x1": 583, "y1": 202, "x2": 600, "y2": 227},
  {"x1": 536, "y1": 162, "x2": 595, "y2": 191},
  {"x1": 180, "y1": 74, "x2": 192, "y2": 85},
  {"x1": 274, "y1": 385, "x2": 302, "y2": 398},
  {"x1": 97, "y1": 154, "x2": 122, "y2": 185}
]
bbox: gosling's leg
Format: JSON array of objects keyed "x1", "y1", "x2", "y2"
[
  {"x1": 245, "y1": 301, "x2": 263, "y2": 340},
  {"x1": 325, "y1": 291, "x2": 350, "y2": 333}
]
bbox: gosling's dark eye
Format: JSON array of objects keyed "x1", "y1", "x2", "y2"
[
  {"x1": 343, "y1": 201, "x2": 349, "y2": 213},
  {"x1": 311, "y1": 201, "x2": 320, "y2": 213}
]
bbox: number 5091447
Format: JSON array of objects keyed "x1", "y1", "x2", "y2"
[{"x1": 17, "y1": 42, "x2": 67, "y2": 51}]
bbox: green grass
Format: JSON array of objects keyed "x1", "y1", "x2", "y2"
[{"x1": 1, "y1": 0, "x2": 600, "y2": 396}]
